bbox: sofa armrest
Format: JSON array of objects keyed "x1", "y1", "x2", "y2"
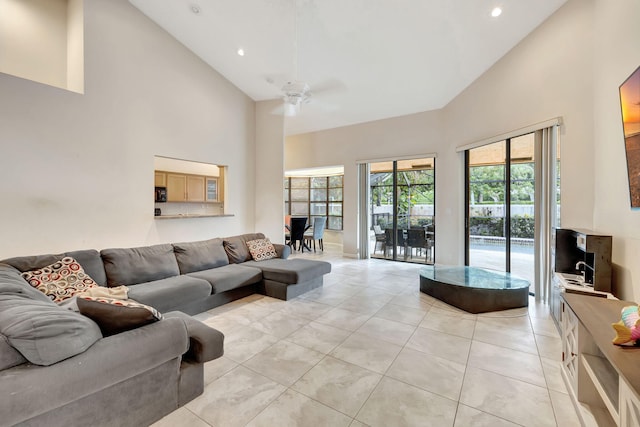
[
  {"x1": 273, "y1": 243, "x2": 291, "y2": 259},
  {"x1": 0, "y1": 318, "x2": 189, "y2": 427},
  {"x1": 164, "y1": 311, "x2": 224, "y2": 363}
]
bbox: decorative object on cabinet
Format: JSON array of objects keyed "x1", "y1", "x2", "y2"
[{"x1": 612, "y1": 305, "x2": 640, "y2": 346}]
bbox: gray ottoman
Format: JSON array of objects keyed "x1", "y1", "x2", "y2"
[{"x1": 243, "y1": 258, "x2": 332, "y2": 300}]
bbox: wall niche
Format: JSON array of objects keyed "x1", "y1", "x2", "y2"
[
  {"x1": 154, "y1": 156, "x2": 227, "y2": 219},
  {"x1": 0, "y1": 0, "x2": 84, "y2": 93}
]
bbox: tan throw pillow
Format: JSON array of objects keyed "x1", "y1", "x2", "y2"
[
  {"x1": 21, "y1": 257, "x2": 99, "y2": 303},
  {"x1": 246, "y1": 238, "x2": 278, "y2": 261},
  {"x1": 77, "y1": 297, "x2": 162, "y2": 337}
]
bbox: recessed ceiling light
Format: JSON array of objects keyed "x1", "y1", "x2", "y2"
[
  {"x1": 491, "y1": 7, "x2": 502, "y2": 17},
  {"x1": 190, "y1": 4, "x2": 201, "y2": 14},
  {"x1": 237, "y1": 48, "x2": 245, "y2": 57}
]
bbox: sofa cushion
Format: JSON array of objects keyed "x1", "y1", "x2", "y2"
[
  {"x1": 172, "y1": 238, "x2": 229, "y2": 274},
  {"x1": 242, "y1": 258, "x2": 332, "y2": 284},
  {"x1": 101, "y1": 244, "x2": 180, "y2": 287},
  {"x1": 0, "y1": 263, "x2": 56, "y2": 304},
  {"x1": 247, "y1": 238, "x2": 278, "y2": 261},
  {"x1": 0, "y1": 264, "x2": 92, "y2": 371},
  {"x1": 77, "y1": 297, "x2": 162, "y2": 337},
  {"x1": 223, "y1": 233, "x2": 265, "y2": 264},
  {"x1": 1, "y1": 254, "x2": 63, "y2": 273},
  {"x1": 21, "y1": 257, "x2": 100, "y2": 303},
  {"x1": 127, "y1": 276, "x2": 211, "y2": 313},
  {"x1": 0, "y1": 292, "x2": 102, "y2": 366},
  {"x1": 0, "y1": 334, "x2": 27, "y2": 370},
  {"x1": 1, "y1": 250, "x2": 107, "y2": 286},
  {"x1": 187, "y1": 264, "x2": 262, "y2": 293}
]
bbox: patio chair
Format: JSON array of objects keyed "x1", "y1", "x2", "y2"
[
  {"x1": 407, "y1": 228, "x2": 428, "y2": 261},
  {"x1": 373, "y1": 225, "x2": 386, "y2": 254},
  {"x1": 304, "y1": 217, "x2": 327, "y2": 252}
]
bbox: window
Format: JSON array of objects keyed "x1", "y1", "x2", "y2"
[{"x1": 284, "y1": 175, "x2": 343, "y2": 230}]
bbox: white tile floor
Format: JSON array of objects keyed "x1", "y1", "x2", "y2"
[{"x1": 153, "y1": 244, "x2": 581, "y2": 427}]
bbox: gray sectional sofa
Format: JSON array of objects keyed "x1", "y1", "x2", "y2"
[{"x1": 0, "y1": 232, "x2": 331, "y2": 427}]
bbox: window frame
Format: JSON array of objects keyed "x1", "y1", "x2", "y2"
[{"x1": 284, "y1": 175, "x2": 343, "y2": 231}]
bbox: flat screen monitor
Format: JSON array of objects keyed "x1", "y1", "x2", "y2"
[{"x1": 619, "y1": 65, "x2": 640, "y2": 207}]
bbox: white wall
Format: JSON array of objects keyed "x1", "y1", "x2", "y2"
[
  {"x1": 255, "y1": 100, "x2": 286, "y2": 244},
  {"x1": 592, "y1": 0, "x2": 640, "y2": 300},
  {"x1": 0, "y1": 0, "x2": 256, "y2": 258},
  {"x1": 286, "y1": 110, "x2": 445, "y2": 258},
  {"x1": 286, "y1": 0, "x2": 640, "y2": 300},
  {"x1": 444, "y1": 0, "x2": 595, "y2": 232}
]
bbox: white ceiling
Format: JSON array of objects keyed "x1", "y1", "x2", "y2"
[{"x1": 129, "y1": 0, "x2": 567, "y2": 136}]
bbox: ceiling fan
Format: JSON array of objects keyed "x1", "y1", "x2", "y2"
[
  {"x1": 281, "y1": 80, "x2": 311, "y2": 116},
  {"x1": 271, "y1": 0, "x2": 343, "y2": 117}
]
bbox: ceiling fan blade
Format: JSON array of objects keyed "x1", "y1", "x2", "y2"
[
  {"x1": 270, "y1": 101, "x2": 300, "y2": 116},
  {"x1": 310, "y1": 78, "x2": 347, "y2": 95}
]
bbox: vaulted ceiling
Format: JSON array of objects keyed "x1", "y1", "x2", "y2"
[{"x1": 129, "y1": 0, "x2": 567, "y2": 135}]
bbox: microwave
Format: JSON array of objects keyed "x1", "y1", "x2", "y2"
[{"x1": 154, "y1": 187, "x2": 167, "y2": 202}]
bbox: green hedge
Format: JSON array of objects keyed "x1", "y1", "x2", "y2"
[{"x1": 470, "y1": 216, "x2": 534, "y2": 239}]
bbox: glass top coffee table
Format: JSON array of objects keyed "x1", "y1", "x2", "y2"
[{"x1": 419, "y1": 265, "x2": 530, "y2": 313}]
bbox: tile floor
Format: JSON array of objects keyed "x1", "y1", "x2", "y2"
[{"x1": 153, "y1": 245, "x2": 581, "y2": 427}]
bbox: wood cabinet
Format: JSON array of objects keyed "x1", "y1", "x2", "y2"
[
  {"x1": 561, "y1": 294, "x2": 640, "y2": 427},
  {"x1": 205, "y1": 177, "x2": 218, "y2": 202},
  {"x1": 159, "y1": 171, "x2": 219, "y2": 203},
  {"x1": 154, "y1": 172, "x2": 166, "y2": 187},
  {"x1": 166, "y1": 174, "x2": 187, "y2": 202},
  {"x1": 186, "y1": 175, "x2": 205, "y2": 202}
]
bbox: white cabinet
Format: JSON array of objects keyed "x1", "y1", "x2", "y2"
[
  {"x1": 620, "y1": 380, "x2": 640, "y2": 427},
  {"x1": 561, "y1": 294, "x2": 640, "y2": 427},
  {"x1": 562, "y1": 301, "x2": 580, "y2": 393}
]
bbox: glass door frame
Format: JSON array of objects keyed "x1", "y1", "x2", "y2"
[
  {"x1": 457, "y1": 120, "x2": 560, "y2": 302},
  {"x1": 367, "y1": 157, "x2": 436, "y2": 264},
  {"x1": 464, "y1": 135, "x2": 530, "y2": 275}
]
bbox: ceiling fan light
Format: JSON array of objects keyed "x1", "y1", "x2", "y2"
[{"x1": 284, "y1": 102, "x2": 299, "y2": 116}]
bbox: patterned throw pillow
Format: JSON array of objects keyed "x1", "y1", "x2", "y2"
[
  {"x1": 77, "y1": 297, "x2": 162, "y2": 337},
  {"x1": 21, "y1": 257, "x2": 99, "y2": 303},
  {"x1": 246, "y1": 238, "x2": 278, "y2": 261}
]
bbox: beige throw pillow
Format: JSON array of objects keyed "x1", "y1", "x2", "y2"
[
  {"x1": 246, "y1": 238, "x2": 278, "y2": 261},
  {"x1": 21, "y1": 257, "x2": 100, "y2": 303}
]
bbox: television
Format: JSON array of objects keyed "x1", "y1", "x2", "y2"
[{"x1": 619, "y1": 65, "x2": 640, "y2": 207}]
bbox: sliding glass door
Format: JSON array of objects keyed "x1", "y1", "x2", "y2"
[
  {"x1": 370, "y1": 157, "x2": 435, "y2": 264},
  {"x1": 466, "y1": 133, "x2": 536, "y2": 284}
]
